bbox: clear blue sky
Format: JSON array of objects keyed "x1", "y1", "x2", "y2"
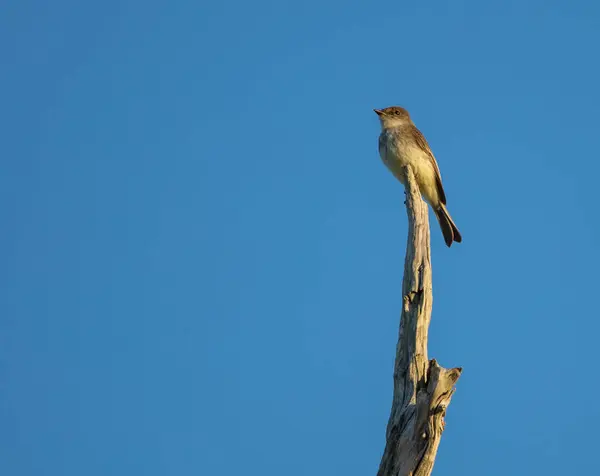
[{"x1": 2, "y1": 1, "x2": 600, "y2": 474}]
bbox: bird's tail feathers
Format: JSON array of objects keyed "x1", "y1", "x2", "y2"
[{"x1": 434, "y1": 204, "x2": 462, "y2": 247}]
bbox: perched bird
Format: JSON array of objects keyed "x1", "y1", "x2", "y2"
[{"x1": 375, "y1": 106, "x2": 462, "y2": 247}]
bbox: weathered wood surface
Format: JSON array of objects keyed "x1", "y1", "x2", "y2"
[{"x1": 377, "y1": 165, "x2": 462, "y2": 476}]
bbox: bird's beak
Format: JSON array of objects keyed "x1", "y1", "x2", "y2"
[{"x1": 374, "y1": 109, "x2": 384, "y2": 116}]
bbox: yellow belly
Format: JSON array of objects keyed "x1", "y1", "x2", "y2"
[{"x1": 383, "y1": 149, "x2": 439, "y2": 207}]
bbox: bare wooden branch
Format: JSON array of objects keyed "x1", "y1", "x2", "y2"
[{"x1": 377, "y1": 165, "x2": 462, "y2": 476}]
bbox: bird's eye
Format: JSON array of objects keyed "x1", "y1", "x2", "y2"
[{"x1": 395, "y1": 110, "x2": 400, "y2": 115}]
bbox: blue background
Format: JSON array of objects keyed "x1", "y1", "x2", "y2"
[{"x1": 2, "y1": 1, "x2": 600, "y2": 474}]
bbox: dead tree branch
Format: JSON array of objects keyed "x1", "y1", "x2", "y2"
[{"x1": 377, "y1": 165, "x2": 462, "y2": 476}]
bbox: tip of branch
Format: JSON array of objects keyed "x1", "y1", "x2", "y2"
[
  {"x1": 448, "y1": 367, "x2": 462, "y2": 383},
  {"x1": 428, "y1": 360, "x2": 462, "y2": 386}
]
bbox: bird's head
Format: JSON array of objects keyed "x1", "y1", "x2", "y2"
[{"x1": 374, "y1": 106, "x2": 412, "y2": 128}]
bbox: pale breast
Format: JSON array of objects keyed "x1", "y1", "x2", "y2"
[
  {"x1": 378, "y1": 129, "x2": 411, "y2": 184},
  {"x1": 378, "y1": 128, "x2": 437, "y2": 204}
]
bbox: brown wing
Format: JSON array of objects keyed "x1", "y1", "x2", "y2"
[{"x1": 410, "y1": 125, "x2": 447, "y2": 205}]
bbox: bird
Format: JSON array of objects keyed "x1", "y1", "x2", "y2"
[{"x1": 375, "y1": 106, "x2": 462, "y2": 247}]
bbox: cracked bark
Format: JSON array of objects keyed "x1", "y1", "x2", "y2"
[{"x1": 376, "y1": 165, "x2": 462, "y2": 476}]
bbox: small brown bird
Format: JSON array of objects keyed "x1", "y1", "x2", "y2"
[{"x1": 375, "y1": 106, "x2": 462, "y2": 247}]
